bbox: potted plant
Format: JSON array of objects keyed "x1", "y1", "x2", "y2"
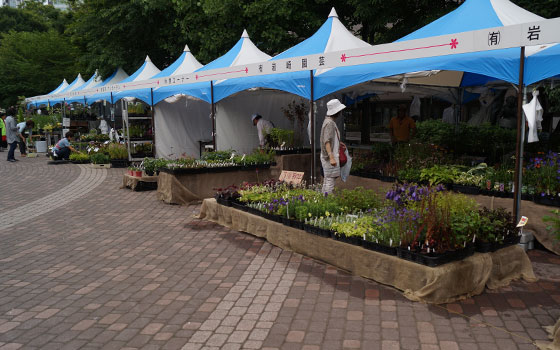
[
  {"x1": 90, "y1": 153, "x2": 111, "y2": 168},
  {"x1": 69, "y1": 152, "x2": 90, "y2": 164},
  {"x1": 107, "y1": 143, "x2": 129, "y2": 168}
]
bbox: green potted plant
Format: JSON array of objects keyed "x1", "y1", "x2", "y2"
[
  {"x1": 107, "y1": 143, "x2": 129, "y2": 168},
  {"x1": 90, "y1": 153, "x2": 111, "y2": 168},
  {"x1": 69, "y1": 152, "x2": 90, "y2": 164}
]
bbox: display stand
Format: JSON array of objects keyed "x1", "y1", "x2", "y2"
[{"x1": 199, "y1": 198, "x2": 537, "y2": 304}]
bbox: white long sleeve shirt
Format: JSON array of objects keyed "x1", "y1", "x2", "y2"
[{"x1": 256, "y1": 119, "x2": 274, "y2": 147}]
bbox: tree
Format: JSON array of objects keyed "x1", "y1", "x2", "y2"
[
  {"x1": 0, "y1": 30, "x2": 78, "y2": 107},
  {"x1": 67, "y1": 0, "x2": 184, "y2": 79}
]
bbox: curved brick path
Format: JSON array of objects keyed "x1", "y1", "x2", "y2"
[
  {"x1": 0, "y1": 157, "x2": 559, "y2": 350},
  {"x1": 0, "y1": 164, "x2": 106, "y2": 229}
]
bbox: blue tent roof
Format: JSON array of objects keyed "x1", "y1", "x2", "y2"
[
  {"x1": 152, "y1": 31, "x2": 270, "y2": 104},
  {"x1": 312, "y1": 0, "x2": 546, "y2": 99},
  {"x1": 85, "y1": 68, "x2": 129, "y2": 104},
  {"x1": 212, "y1": 8, "x2": 371, "y2": 102}
]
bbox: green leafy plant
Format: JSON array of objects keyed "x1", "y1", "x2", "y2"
[
  {"x1": 106, "y1": 143, "x2": 128, "y2": 160},
  {"x1": 267, "y1": 128, "x2": 294, "y2": 148},
  {"x1": 420, "y1": 165, "x2": 464, "y2": 185},
  {"x1": 69, "y1": 152, "x2": 90, "y2": 163},
  {"x1": 543, "y1": 209, "x2": 560, "y2": 241},
  {"x1": 90, "y1": 153, "x2": 110, "y2": 164}
]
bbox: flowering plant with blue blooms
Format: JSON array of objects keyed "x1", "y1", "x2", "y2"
[{"x1": 526, "y1": 151, "x2": 560, "y2": 197}]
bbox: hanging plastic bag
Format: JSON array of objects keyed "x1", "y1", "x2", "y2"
[{"x1": 340, "y1": 148, "x2": 352, "y2": 182}]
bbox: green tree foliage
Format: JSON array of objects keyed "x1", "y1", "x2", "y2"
[
  {"x1": 67, "y1": 0, "x2": 184, "y2": 79},
  {"x1": 0, "y1": 6, "x2": 48, "y2": 34},
  {"x1": 0, "y1": 30, "x2": 78, "y2": 106}
]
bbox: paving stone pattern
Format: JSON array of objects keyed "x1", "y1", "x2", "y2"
[{"x1": 0, "y1": 157, "x2": 559, "y2": 350}]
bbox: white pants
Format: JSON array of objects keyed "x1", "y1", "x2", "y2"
[{"x1": 322, "y1": 176, "x2": 337, "y2": 194}]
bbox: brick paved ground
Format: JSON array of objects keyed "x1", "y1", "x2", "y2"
[{"x1": 1, "y1": 156, "x2": 559, "y2": 350}]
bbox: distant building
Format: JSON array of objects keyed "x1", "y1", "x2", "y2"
[{"x1": 1, "y1": 0, "x2": 68, "y2": 10}]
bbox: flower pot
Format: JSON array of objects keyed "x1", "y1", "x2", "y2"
[
  {"x1": 133, "y1": 170, "x2": 143, "y2": 177},
  {"x1": 452, "y1": 184, "x2": 480, "y2": 195},
  {"x1": 475, "y1": 241, "x2": 493, "y2": 253},
  {"x1": 145, "y1": 170, "x2": 154, "y2": 176}
]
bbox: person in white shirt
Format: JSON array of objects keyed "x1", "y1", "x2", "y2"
[
  {"x1": 252, "y1": 114, "x2": 274, "y2": 148},
  {"x1": 16, "y1": 119, "x2": 34, "y2": 157}
]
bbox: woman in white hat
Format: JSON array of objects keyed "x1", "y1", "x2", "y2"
[{"x1": 320, "y1": 99, "x2": 346, "y2": 194}]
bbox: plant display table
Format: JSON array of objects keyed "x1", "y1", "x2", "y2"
[
  {"x1": 156, "y1": 153, "x2": 314, "y2": 205},
  {"x1": 122, "y1": 174, "x2": 158, "y2": 191},
  {"x1": 157, "y1": 166, "x2": 273, "y2": 204},
  {"x1": 199, "y1": 198, "x2": 537, "y2": 304},
  {"x1": 338, "y1": 175, "x2": 560, "y2": 256}
]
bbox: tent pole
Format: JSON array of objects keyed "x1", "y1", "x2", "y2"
[
  {"x1": 110, "y1": 92, "x2": 114, "y2": 129},
  {"x1": 211, "y1": 81, "x2": 216, "y2": 151},
  {"x1": 513, "y1": 46, "x2": 525, "y2": 223},
  {"x1": 310, "y1": 70, "x2": 315, "y2": 186},
  {"x1": 151, "y1": 88, "x2": 156, "y2": 157}
]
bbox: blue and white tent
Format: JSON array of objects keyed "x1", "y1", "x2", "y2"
[
  {"x1": 314, "y1": 0, "x2": 549, "y2": 100},
  {"x1": 151, "y1": 45, "x2": 209, "y2": 159},
  {"x1": 33, "y1": 79, "x2": 68, "y2": 107},
  {"x1": 66, "y1": 70, "x2": 103, "y2": 104},
  {"x1": 212, "y1": 8, "x2": 371, "y2": 102},
  {"x1": 152, "y1": 30, "x2": 271, "y2": 105},
  {"x1": 112, "y1": 56, "x2": 161, "y2": 104},
  {"x1": 152, "y1": 33, "x2": 270, "y2": 158},
  {"x1": 121, "y1": 45, "x2": 204, "y2": 106},
  {"x1": 48, "y1": 74, "x2": 86, "y2": 104},
  {"x1": 154, "y1": 44, "x2": 203, "y2": 79},
  {"x1": 84, "y1": 67, "x2": 129, "y2": 105}
]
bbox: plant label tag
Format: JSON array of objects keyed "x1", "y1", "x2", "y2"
[
  {"x1": 280, "y1": 142, "x2": 286, "y2": 148},
  {"x1": 279, "y1": 171, "x2": 305, "y2": 185},
  {"x1": 486, "y1": 180, "x2": 491, "y2": 190},
  {"x1": 499, "y1": 183, "x2": 505, "y2": 192},
  {"x1": 472, "y1": 234, "x2": 476, "y2": 243},
  {"x1": 230, "y1": 153, "x2": 235, "y2": 160},
  {"x1": 517, "y1": 216, "x2": 528, "y2": 227},
  {"x1": 241, "y1": 154, "x2": 246, "y2": 161}
]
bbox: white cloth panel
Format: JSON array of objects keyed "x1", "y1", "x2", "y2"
[
  {"x1": 154, "y1": 98, "x2": 212, "y2": 159},
  {"x1": 215, "y1": 90, "x2": 312, "y2": 154},
  {"x1": 490, "y1": 0, "x2": 543, "y2": 26},
  {"x1": 522, "y1": 90, "x2": 543, "y2": 143}
]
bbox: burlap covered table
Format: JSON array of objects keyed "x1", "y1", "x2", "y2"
[
  {"x1": 122, "y1": 174, "x2": 158, "y2": 191},
  {"x1": 337, "y1": 175, "x2": 560, "y2": 256},
  {"x1": 157, "y1": 168, "x2": 273, "y2": 205},
  {"x1": 537, "y1": 318, "x2": 560, "y2": 350},
  {"x1": 199, "y1": 198, "x2": 537, "y2": 304}
]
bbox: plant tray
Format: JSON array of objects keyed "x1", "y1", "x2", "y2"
[
  {"x1": 231, "y1": 202, "x2": 248, "y2": 212},
  {"x1": 216, "y1": 197, "x2": 232, "y2": 207},
  {"x1": 110, "y1": 159, "x2": 130, "y2": 168},
  {"x1": 91, "y1": 163, "x2": 111, "y2": 169},
  {"x1": 451, "y1": 184, "x2": 480, "y2": 195},
  {"x1": 534, "y1": 195, "x2": 560, "y2": 208}
]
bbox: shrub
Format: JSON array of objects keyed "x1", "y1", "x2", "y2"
[
  {"x1": 106, "y1": 143, "x2": 128, "y2": 160},
  {"x1": 90, "y1": 153, "x2": 110, "y2": 164}
]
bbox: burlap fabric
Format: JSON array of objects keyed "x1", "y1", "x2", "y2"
[
  {"x1": 199, "y1": 198, "x2": 536, "y2": 304},
  {"x1": 337, "y1": 175, "x2": 560, "y2": 256},
  {"x1": 122, "y1": 174, "x2": 158, "y2": 191},
  {"x1": 157, "y1": 168, "x2": 272, "y2": 205},
  {"x1": 156, "y1": 154, "x2": 313, "y2": 205},
  {"x1": 537, "y1": 318, "x2": 560, "y2": 350}
]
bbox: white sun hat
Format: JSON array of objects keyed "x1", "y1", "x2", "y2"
[{"x1": 326, "y1": 99, "x2": 346, "y2": 116}]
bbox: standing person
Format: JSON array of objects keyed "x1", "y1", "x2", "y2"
[
  {"x1": 16, "y1": 119, "x2": 34, "y2": 157},
  {"x1": 251, "y1": 114, "x2": 274, "y2": 148},
  {"x1": 320, "y1": 99, "x2": 346, "y2": 194},
  {"x1": 0, "y1": 110, "x2": 6, "y2": 152},
  {"x1": 389, "y1": 104, "x2": 417, "y2": 144},
  {"x1": 52, "y1": 131, "x2": 77, "y2": 160},
  {"x1": 3, "y1": 107, "x2": 18, "y2": 162}
]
